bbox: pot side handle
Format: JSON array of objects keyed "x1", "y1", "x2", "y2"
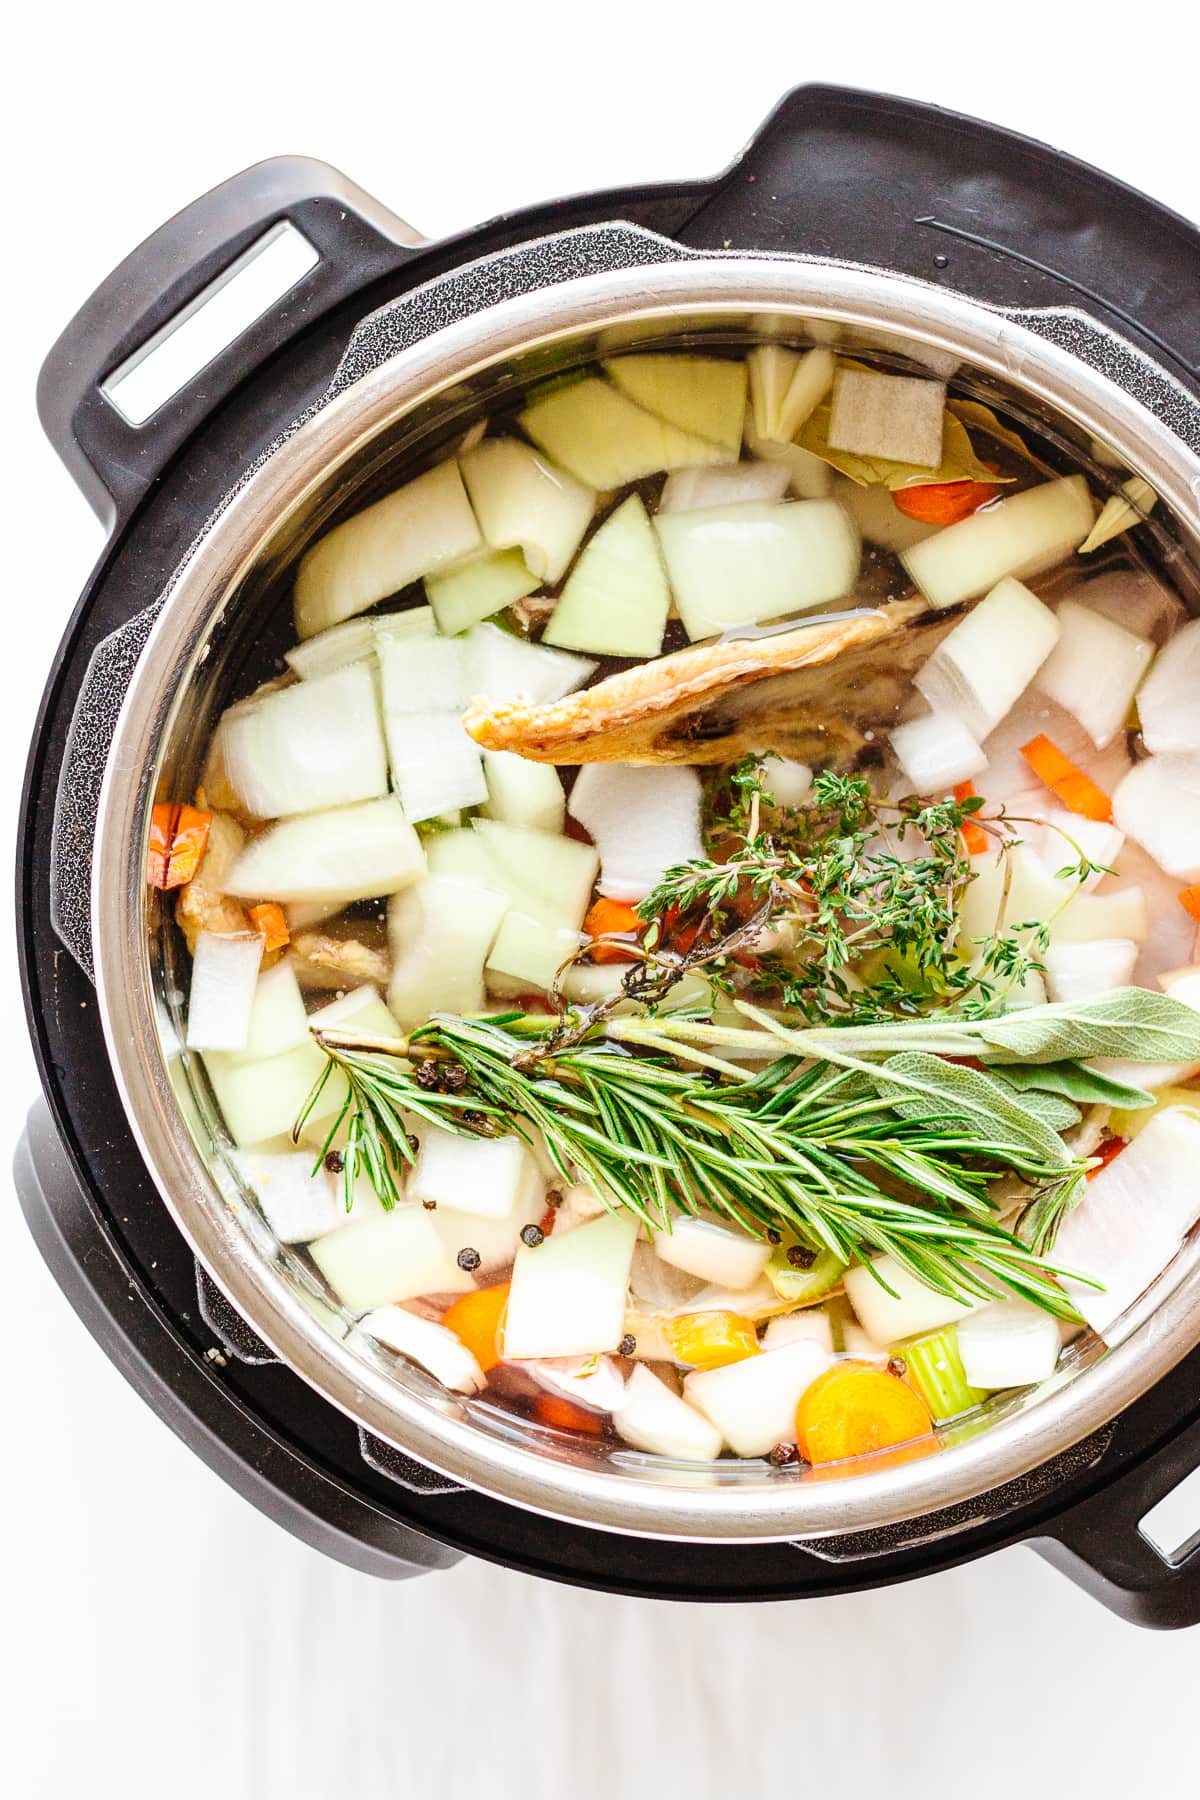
[
  {"x1": 37, "y1": 156, "x2": 422, "y2": 530},
  {"x1": 1032, "y1": 1413, "x2": 1200, "y2": 1630}
]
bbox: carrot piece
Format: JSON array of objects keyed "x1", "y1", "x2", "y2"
[
  {"x1": 952, "y1": 781, "x2": 990, "y2": 856},
  {"x1": 248, "y1": 901, "x2": 290, "y2": 953},
  {"x1": 538, "y1": 1205, "x2": 557, "y2": 1238},
  {"x1": 665, "y1": 1310, "x2": 760, "y2": 1371},
  {"x1": 892, "y1": 478, "x2": 1000, "y2": 526},
  {"x1": 1019, "y1": 735, "x2": 1113, "y2": 823},
  {"x1": 533, "y1": 1393, "x2": 606, "y2": 1435},
  {"x1": 147, "y1": 802, "x2": 179, "y2": 888},
  {"x1": 441, "y1": 1283, "x2": 510, "y2": 1374},
  {"x1": 794, "y1": 1361, "x2": 935, "y2": 1465},
  {"x1": 1179, "y1": 886, "x2": 1200, "y2": 924},
  {"x1": 1087, "y1": 1134, "x2": 1129, "y2": 1180},
  {"x1": 584, "y1": 897, "x2": 643, "y2": 963},
  {"x1": 657, "y1": 902, "x2": 705, "y2": 957}
]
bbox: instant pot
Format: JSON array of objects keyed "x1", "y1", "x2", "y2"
[{"x1": 18, "y1": 85, "x2": 1200, "y2": 1625}]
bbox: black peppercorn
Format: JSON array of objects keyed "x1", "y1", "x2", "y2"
[
  {"x1": 618, "y1": 1334, "x2": 636, "y2": 1357},
  {"x1": 520, "y1": 1223, "x2": 545, "y2": 1248},
  {"x1": 462, "y1": 1110, "x2": 487, "y2": 1130},
  {"x1": 406, "y1": 1133, "x2": 420, "y2": 1156},
  {"x1": 414, "y1": 1060, "x2": 441, "y2": 1090},
  {"x1": 421, "y1": 1199, "x2": 437, "y2": 1211},
  {"x1": 769, "y1": 1442, "x2": 801, "y2": 1467},
  {"x1": 887, "y1": 1356, "x2": 907, "y2": 1379},
  {"x1": 442, "y1": 1063, "x2": 469, "y2": 1093},
  {"x1": 323, "y1": 1150, "x2": 345, "y2": 1174},
  {"x1": 456, "y1": 1247, "x2": 481, "y2": 1272},
  {"x1": 786, "y1": 1244, "x2": 817, "y2": 1270},
  {"x1": 765, "y1": 1228, "x2": 782, "y2": 1246}
]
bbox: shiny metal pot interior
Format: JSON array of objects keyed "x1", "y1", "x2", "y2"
[{"x1": 89, "y1": 233, "x2": 1200, "y2": 1541}]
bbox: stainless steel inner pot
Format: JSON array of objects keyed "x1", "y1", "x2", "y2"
[{"x1": 89, "y1": 234, "x2": 1200, "y2": 1542}]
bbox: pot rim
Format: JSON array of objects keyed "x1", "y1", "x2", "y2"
[{"x1": 92, "y1": 247, "x2": 1200, "y2": 1542}]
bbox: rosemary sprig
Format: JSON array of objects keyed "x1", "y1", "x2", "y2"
[{"x1": 296, "y1": 1011, "x2": 1100, "y2": 1320}]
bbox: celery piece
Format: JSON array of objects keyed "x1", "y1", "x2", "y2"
[
  {"x1": 765, "y1": 1245, "x2": 845, "y2": 1305},
  {"x1": 894, "y1": 1326, "x2": 984, "y2": 1422}
]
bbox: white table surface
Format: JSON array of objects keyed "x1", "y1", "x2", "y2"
[{"x1": 5, "y1": 7, "x2": 1200, "y2": 1791}]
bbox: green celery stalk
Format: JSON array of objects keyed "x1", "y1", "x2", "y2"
[{"x1": 894, "y1": 1326, "x2": 985, "y2": 1422}]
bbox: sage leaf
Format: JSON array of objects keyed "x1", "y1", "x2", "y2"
[
  {"x1": 987, "y1": 1074, "x2": 1081, "y2": 1133},
  {"x1": 991, "y1": 1059, "x2": 1154, "y2": 1111},
  {"x1": 871, "y1": 1052, "x2": 1074, "y2": 1176},
  {"x1": 970, "y1": 988, "x2": 1200, "y2": 1066}
]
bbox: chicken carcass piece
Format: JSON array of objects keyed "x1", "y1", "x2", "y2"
[
  {"x1": 289, "y1": 930, "x2": 391, "y2": 991},
  {"x1": 175, "y1": 811, "x2": 248, "y2": 952},
  {"x1": 462, "y1": 600, "x2": 952, "y2": 765}
]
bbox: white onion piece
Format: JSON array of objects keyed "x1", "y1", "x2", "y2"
[
  {"x1": 462, "y1": 622, "x2": 595, "y2": 706},
  {"x1": 527, "y1": 1354, "x2": 627, "y2": 1415},
  {"x1": 424, "y1": 547, "x2": 539, "y2": 635},
  {"x1": 844, "y1": 1254, "x2": 978, "y2": 1344},
  {"x1": 568, "y1": 764, "x2": 703, "y2": 903},
  {"x1": 221, "y1": 663, "x2": 389, "y2": 819},
  {"x1": 409, "y1": 1127, "x2": 542, "y2": 1222},
  {"x1": 310, "y1": 1204, "x2": 474, "y2": 1313},
  {"x1": 659, "y1": 461, "x2": 790, "y2": 513},
  {"x1": 958, "y1": 845, "x2": 1073, "y2": 955},
  {"x1": 613, "y1": 1365, "x2": 723, "y2": 1461},
  {"x1": 357, "y1": 1306, "x2": 486, "y2": 1394},
  {"x1": 1026, "y1": 809, "x2": 1124, "y2": 893},
  {"x1": 235, "y1": 958, "x2": 310, "y2": 1063},
  {"x1": 482, "y1": 750, "x2": 565, "y2": 835},
  {"x1": 385, "y1": 713, "x2": 488, "y2": 823},
  {"x1": 747, "y1": 345, "x2": 835, "y2": 441},
  {"x1": 503, "y1": 1213, "x2": 639, "y2": 1360},
  {"x1": 460, "y1": 438, "x2": 595, "y2": 584},
  {"x1": 831, "y1": 475, "x2": 938, "y2": 553},
  {"x1": 186, "y1": 931, "x2": 264, "y2": 1051},
  {"x1": 544, "y1": 493, "x2": 672, "y2": 658},
  {"x1": 604, "y1": 354, "x2": 747, "y2": 456},
  {"x1": 914, "y1": 578, "x2": 1059, "y2": 738},
  {"x1": 285, "y1": 618, "x2": 378, "y2": 680},
  {"x1": 1047, "y1": 886, "x2": 1148, "y2": 947},
  {"x1": 469, "y1": 819, "x2": 599, "y2": 930},
  {"x1": 1071, "y1": 567, "x2": 1185, "y2": 647},
  {"x1": 890, "y1": 709, "x2": 986, "y2": 793},
  {"x1": 761, "y1": 757, "x2": 813, "y2": 806},
  {"x1": 762, "y1": 1309, "x2": 835, "y2": 1355},
  {"x1": 655, "y1": 499, "x2": 860, "y2": 641},
  {"x1": 1043, "y1": 938, "x2": 1139, "y2": 1004},
  {"x1": 309, "y1": 982, "x2": 401, "y2": 1039},
  {"x1": 486, "y1": 913, "x2": 585, "y2": 995},
  {"x1": 378, "y1": 632, "x2": 465, "y2": 713},
  {"x1": 387, "y1": 876, "x2": 509, "y2": 1029},
  {"x1": 1112, "y1": 755, "x2": 1200, "y2": 880},
  {"x1": 225, "y1": 797, "x2": 426, "y2": 904},
  {"x1": 827, "y1": 368, "x2": 946, "y2": 467},
  {"x1": 372, "y1": 606, "x2": 437, "y2": 647},
  {"x1": 902, "y1": 476, "x2": 1095, "y2": 610},
  {"x1": 203, "y1": 1040, "x2": 337, "y2": 1148},
  {"x1": 432, "y1": 1184, "x2": 544, "y2": 1274},
  {"x1": 519, "y1": 376, "x2": 726, "y2": 489},
  {"x1": 294, "y1": 459, "x2": 482, "y2": 639},
  {"x1": 1035, "y1": 600, "x2": 1154, "y2": 749},
  {"x1": 1056, "y1": 1108, "x2": 1200, "y2": 1335},
  {"x1": 628, "y1": 1239, "x2": 707, "y2": 1310},
  {"x1": 956, "y1": 1301, "x2": 1061, "y2": 1389},
  {"x1": 840, "y1": 1323, "x2": 889, "y2": 1362},
  {"x1": 684, "y1": 1341, "x2": 832, "y2": 1458},
  {"x1": 743, "y1": 416, "x2": 831, "y2": 499},
  {"x1": 652, "y1": 1217, "x2": 772, "y2": 1291},
  {"x1": 1137, "y1": 618, "x2": 1200, "y2": 753},
  {"x1": 232, "y1": 1149, "x2": 348, "y2": 1243}
]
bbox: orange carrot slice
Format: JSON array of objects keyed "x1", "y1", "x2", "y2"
[
  {"x1": 533, "y1": 1393, "x2": 606, "y2": 1435},
  {"x1": 147, "y1": 803, "x2": 178, "y2": 888},
  {"x1": 953, "y1": 781, "x2": 990, "y2": 855},
  {"x1": 148, "y1": 802, "x2": 213, "y2": 889},
  {"x1": 1019, "y1": 735, "x2": 1113, "y2": 823},
  {"x1": 892, "y1": 478, "x2": 999, "y2": 526},
  {"x1": 442, "y1": 1283, "x2": 510, "y2": 1374},
  {"x1": 248, "y1": 901, "x2": 290, "y2": 952},
  {"x1": 665, "y1": 1310, "x2": 760, "y2": 1371},
  {"x1": 794, "y1": 1361, "x2": 935, "y2": 1465},
  {"x1": 1179, "y1": 885, "x2": 1200, "y2": 924},
  {"x1": 584, "y1": 897, "x2": 643, "y2": 963}
]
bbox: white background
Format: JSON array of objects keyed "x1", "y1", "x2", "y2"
[{"x1": 5, "y1": 5, "x2": 1200, "y2": 1792}]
